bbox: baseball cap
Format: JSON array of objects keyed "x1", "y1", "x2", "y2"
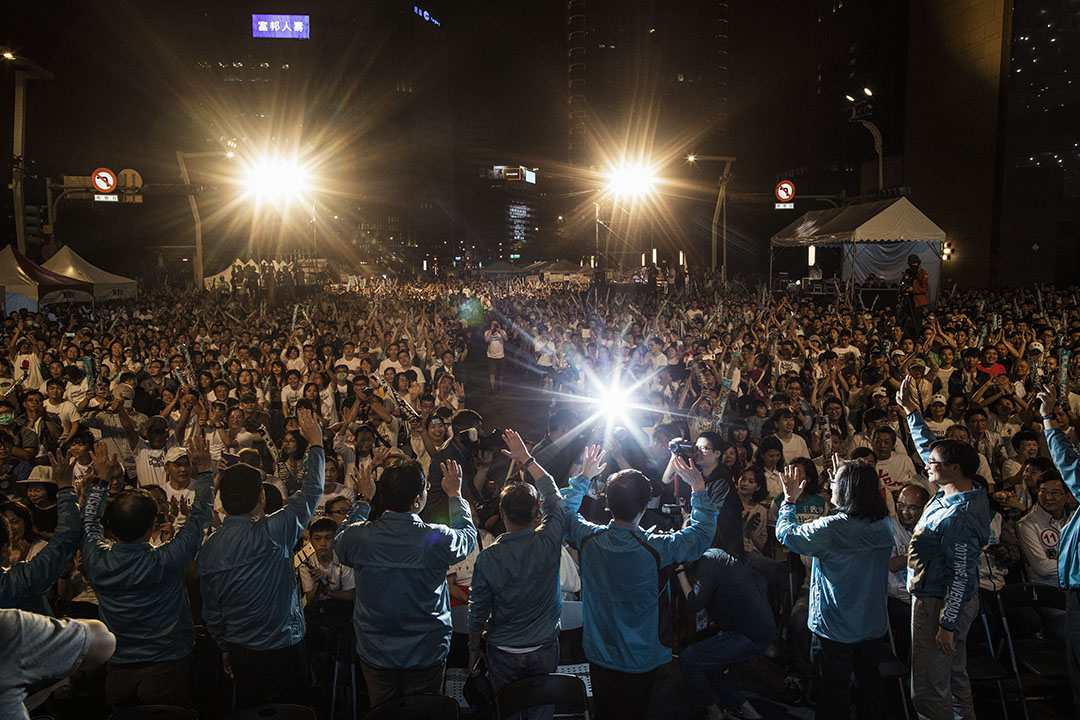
[
  {"x1": 930, "y1": 394, "x2": 947, "y2": 406},
  {"x1": 872, "y1": 387, "x2": 888, "y2": 398},
  {"x1": 164, "y1": 446, "x2": 189, "y2": 464},
  {"x1": 909, "y1": 358, "x2": 928, "y2": 370},
  {"x1": 1028, "y1": 341, "x2": 1044, "y2": 354},
  {"x1": 113, "y1": 384, "x2": 134, "y2": 400},
  {"x1": 145, "y1": 416, "x2": 169, "y2": 433},
  {"x1": 890, "y1": 349, "x2": 906, "y2": 357}
]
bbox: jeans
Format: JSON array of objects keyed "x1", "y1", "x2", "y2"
[
  {"x1": 589, "y1": 663, "x2": 657, "y2": 720},
  {"x1": 486, "y1": 640, "x2": 560, "y2": 720},
  {"x1": 360, "y1": 660, "x2": 445, "y2": 709},
  {"x1": 679, "y1": 631, "x2": 769, "y2": 709},
  {"x1": 809, "y1": 632, "x2": 884, "y2": 720},
  {"x1": 910, "y1": 595, "x2": 978, "y2": 720}
]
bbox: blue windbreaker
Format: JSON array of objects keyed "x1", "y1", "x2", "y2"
[{"x1": 1048, "y1": 427, "x2": 1080, "y2": 589}]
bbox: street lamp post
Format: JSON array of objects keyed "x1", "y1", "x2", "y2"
[
  {"x1": 846, "y1": 91, "x2": 883, "y2": 192},
  {"x1": 4, "y1": 49, "x2": 52, "y2": 255},
  {"x1": 176, "y1": 150, "x2": 231, "y2": 289},
  {"x1": 688, "y1": 155, "x2": 736, "y2": 282}
]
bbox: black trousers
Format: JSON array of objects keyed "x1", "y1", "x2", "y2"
[
  {"x1": 589, "y1": 663, "x2": 657, "y2": 720},
  {"x1": 228, "y1": 641, "x2": 309, "y2": 710},
  {"x1": 809, "y1": 632, "x2": 883, "y2": 720},
  {"x1": 106, "y1": 656, "x2": 191, "y2": 709}
]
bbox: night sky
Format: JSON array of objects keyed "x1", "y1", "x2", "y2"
[{"x1": 2, "y1": 0, "x2": 811, "y2": 274}]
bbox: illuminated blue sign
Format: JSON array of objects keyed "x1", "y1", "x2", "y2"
[
  {"x1": 414, "y1": 6, "x2": 441, "y2": 27},
  {"x1": 252, "y1": 14, "x2": 310, "y2": 39}
]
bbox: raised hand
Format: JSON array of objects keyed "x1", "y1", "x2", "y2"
[
  {"x1": 188, "y1": 428, "x2": 213, "y2": 474},
  {"x1": 500, "y1": 429, "x2": 532, "y2": 465},
  {"x1": 296, "y1": 407, "x2": 323, "y2": 447},
  {"x1": 440, "y1": 459, "x2": 463, "y2": 498},
  {"x1": 90, "y1": 442, "x2": 119, "y2": 485},
  {"x1": 350, "y1": 464, "x2": 376, "y2": 503},
  {"x1": 1036, "y1": 383, "x2": 1058, "y2": 418},
  {"x1": 670, "y1": 455, "x2": 706, "y2": 493},
  {"x1": 896, "y1": 375, "x2": 919, "y2": 416},
  {"x1": 781, "y1": 464, "x2": 806, "y2": 504},
  {"x1": 580, "y1": 444, "x2": 608, "y2": 480},
  {"x1": 48, "y1": 447, "x2": 74, "y2": 490}
]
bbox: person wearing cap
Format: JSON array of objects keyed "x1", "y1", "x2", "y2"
[
  {"x1": 197, "y1": 408, "x2": 325, "y2": 709},
  {"x1": 923, "y1": 395, "x2": 951, "y2": 439},
  {"x1": 900, "y1": 254, "x2": 929, "y2": 334},
  {"x1": 79, "y1": 385, "x2": 145, "y2": 480},
  {"x1": 18, "y1": 466, "x2": 58, "y2": 535},
  {"x1": 0, "y1": 450, "x2": 82, "y2": 614},
  {"x1": 905, "y1": 359, "x2": 934, "y2": 412},
  {"x1": 80, "y1": 433, "x2": 215, "y2": 709},
  {"x1": 122, "y1": 414, "x2": 177, "y2": 490},
  {"x1": 159, "y1": 446, "x2": 197, "y2": 525}
]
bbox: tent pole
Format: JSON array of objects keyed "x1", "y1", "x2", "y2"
[{"x1": 768, "y1": 242, "x2": 774, "y2": 292}]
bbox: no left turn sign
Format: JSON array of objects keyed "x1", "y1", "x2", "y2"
[
  {"x1": 775, "y1": 180, "x2": 795, "y2": 202},
  {"x1": 92, "y1": 168, "x2": 117, "y2": 193}
]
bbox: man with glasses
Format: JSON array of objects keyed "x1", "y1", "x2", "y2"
[
  {"x1": 888, "y1": 484, "x2": 930, "y2": 662},
  {"x1": 898, "y1": 377, "x2": 990, "y2": 720},
  {"x1": 1017, "y1": 471, "x2": 1073, "y2": 586},
  {"x1": 692, "y1": 431, "x2": 745, "y2": 559}
]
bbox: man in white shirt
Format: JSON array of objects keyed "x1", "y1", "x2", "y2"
[
  {"x1": 872, "y1": 426, "x2": 921, "y2": 498},
  {"x1": 887, "y1": 483, "x2": 930, "y2": 660},
  {"x1": 43, "y1": 378, "x2": 81, "y2": 445},
  {"x1": 1017, "y1": 474, "x2": 1073, "y2": 586},
  {"x1": 335, "y1": 342, "x2": 365, "y2": 376},
  {"x1": 130, "y1": 416, "x2": 178, "y2": 489},
  {"x1": 773, "y1": 409, "x2": 810, "y2": 464},
  {"x1": 296, "y1": 517, "x2": 355, "y2": 608}
]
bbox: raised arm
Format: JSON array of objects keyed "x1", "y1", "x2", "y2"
[{"x1": 267, "y1": 408, "x2": 325, "y2": 546}]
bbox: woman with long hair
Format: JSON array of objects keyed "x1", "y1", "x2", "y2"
[
  {"x1": 753, "y1": 435, "x2": 786, "y2": 501},
  {"x1": 277, "y1": 429, "x2": 309, "y2": 495},
  {"x1": 727, "y1": 421, "x2": 757, "y2": 470},
  {"x1": 1, "y1": 500, "x2": 46, "y2": 565},
  {"x1": 776, "y1": 458, "x2": 893, "y2": 719},
  {"x1": 737, "y1": 465, "x2": 770, "y2": 555}
]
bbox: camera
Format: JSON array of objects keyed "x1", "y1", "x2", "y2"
[
  {"x1": 668, "y1": 437, "x2": 696, "y2": 459},
  {"x1": 477, "y1": 429, "x2": 506, "y2": 453}
]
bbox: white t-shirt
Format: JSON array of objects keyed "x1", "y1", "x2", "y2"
[
  {"x1": 314, "y1": 482, "x2": 356, "y2": 517},
  {"x1": 485, "y1": 329, "x2": 506, "y2": 359},
  {"x1": 134, "y1": 438, "x2": 177, "y2": 488},
  {"x1": 44, "y1": 399, "x2": 81, "y2": 438},
  {"x1": 876, "y1": 452, "x2": 919, "y2": 494},
  {"x1": 777, "y1": 434, "x2": 811, "y2": 464},
  {"x1": 280, "y1": 386, "x2": 303, "y2": 416}
]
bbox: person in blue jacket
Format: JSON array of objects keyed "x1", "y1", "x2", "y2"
[
  {"x1": 0, "y1": 450, "x2": 81, "y2": 614},
  {"x1": 776, "y1": 456, "x2": 893, "y2": 720},
  {"x1": 335, "y1": 456, "x2": 476, "y2": 707},
  {"x1": 898, "y1": 376, "x2": 990, "y2": 720},
  {"x1": 81, "y1": 434, "x2": 215, "y2": 709},
  {"x1": 561, "y1": 453, "x2": 717, "y2": 720},
  {"x1": 1034, "y1": 384, "x2": 1080, "y2": 708},
  {"x1": 197, "y1": 407, "x2": 325, "y2": 709}
]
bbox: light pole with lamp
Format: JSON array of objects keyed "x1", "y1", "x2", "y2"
[
  {"x1": 845, "y1": 87, "x2": 883, "y2": 192},
  {"x1": 687, "y1": 154, "x2": 736, "y2": 282},
  {"x1": 4, "y1": 48, "x2": 52, "y2": 255},
  {"x1": 176, "y1": 150, "x2": 233, "y2": 289}
]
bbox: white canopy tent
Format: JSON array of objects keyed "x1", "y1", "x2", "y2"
[
  {"x1": 770, "y1": 197, "x2": 946, "y2": 301},
  {"x1": 0, "y1": 246, "x2": 94, "y2": 312},
  {"x1": 42, "y1": 246, "x2": 137, "y2": 301}
]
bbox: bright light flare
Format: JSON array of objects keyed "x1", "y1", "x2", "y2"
[
  {"x1": 2, "y1": 52, "x2": 14, "y2": 60},
  {"x1": 242, "y1": 157, "x2": 310, "y2": 202},
  {"x1": 607, "y1": 163, "x2": 656, "y2": 197},
  {"x1": 863, "y1": 86, "x2": 873, "y2": 97}
]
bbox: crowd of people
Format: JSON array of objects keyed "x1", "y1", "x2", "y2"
[{"x1": 1, "y1": 268, "x2": 1080, "y2": 720}]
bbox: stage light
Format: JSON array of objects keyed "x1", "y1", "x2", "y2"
[{"x1": 243, "y1": 157, "x2": 309, "y2": 202}]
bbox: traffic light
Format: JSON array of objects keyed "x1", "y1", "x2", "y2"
[{"x1": 24, "y1": 205, "x2": 44, "y2": 245}]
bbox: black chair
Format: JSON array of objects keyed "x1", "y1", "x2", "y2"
[
  {"x1": 966, "y1": 608, "x2": 1012, "y2": 719},
  {"x1": 107, "y1": 707, "x2": 198, "y2": 720},
  {"x1": 361, "y1": 694, "x2": 460, "y2": 720},
  {"x1": 881, "y1": 622, "x2": 910, "y2": 720},
  {"x1": 222, "y1": 705, "x2": 316, "y2": 720},
  {"x1": 492, "y1": 673, "x2": 590, "y2": 720},
  {"x1": 997, "y1": 583, "x2": 1067, "y2": 719}
]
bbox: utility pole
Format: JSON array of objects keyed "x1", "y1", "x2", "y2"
[{"x1": 5, "y1": 50, "x2": 53, "y2": 255}]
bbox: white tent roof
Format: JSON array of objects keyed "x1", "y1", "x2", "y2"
[
  {"x1": 0, "y1": 246, "x2": 95, "y2": 311},
  {"x1": 771, "y1": 197, "x2": 945, "y2": 247},
  {"x1": 42, "y1": 246, "x2": 137, "y2": 301}
]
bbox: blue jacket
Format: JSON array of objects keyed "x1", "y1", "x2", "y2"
[
  {"x1": 198, "y1": 447, "x2": 324, "y2": 651},
  {"x1": 81, "y1": 472, "x2": 214, "y2": 664},
  {"x1": 905, "y1": 411, "x2": 991, "y2": 630},
  {"x1": 562, "y1": 475, "x2": 717, "y2": 673},
  {"x1": 335, "y1": 494, "x2": 476, "y2": 669},
  {"x1": 1048, "y1": 427, "x2": 1080, "y2": 589},
  {"x1": 0, "y1": 487, "x2": 81, "y2": 614},
  {"x1": 776, "y1": 503, "x2": 893, "y2": 643},
  {"x1": 468, "y1": 470, "x2": 566, "y2": 648}
]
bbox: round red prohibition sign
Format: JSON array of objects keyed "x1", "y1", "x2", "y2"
[
  {"x1": 92, "y1": 168, "x2": 117, "y2": 193},
  {"x1": 775, "y1": 180, "x2": 795, "y2": 202}
]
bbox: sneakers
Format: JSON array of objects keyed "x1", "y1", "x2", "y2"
[{"x1": 780, "y1": 675, "x2": 805, "y2": 705}]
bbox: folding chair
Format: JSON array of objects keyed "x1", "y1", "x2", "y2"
[
  {"x1": 996, "y1": 583, "x2": 1067, "y2": 718},
  {"x1": 966, "y1": 607, "x2": 1012, "y2": 719},
  {"x1": 492, "y1": 673, "x2": 590, "y2": 720},
  {"x1": 361, "y1": 694, "x2": 460, "y2": 720},
  {"x1": 882, "y1": 621, "x2": 911, "y2": 720}
]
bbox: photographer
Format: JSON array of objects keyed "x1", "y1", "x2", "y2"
[
  {"x1": 423, "y1": 409, "x2": 488, "y2": 526},
  {"x1": 899, "y1": 255, "x2": 929, "y2": 337},
  {"x1": 484, "y1": 320, "x2": 508, "y2": 393}
]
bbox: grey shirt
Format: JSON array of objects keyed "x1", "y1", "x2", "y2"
[{"x1": 0, "y1": 609, "x2": 90, "y2": 719}]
